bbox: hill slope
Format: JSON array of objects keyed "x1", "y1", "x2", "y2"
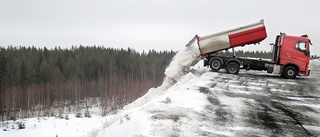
[{"x1": 95, "y1": 59, "x2": 320, "y2": 137}]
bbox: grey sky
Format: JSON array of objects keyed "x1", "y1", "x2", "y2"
[{"x1": 1, "y1": 0, "x2": 319, "y2": 55}]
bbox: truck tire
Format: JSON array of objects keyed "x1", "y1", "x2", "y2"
[
  {"x1": 209, "y1": 57, "x2": 223, "y2": 72},
  {"x1": 226, "y1": 62, "x2": 240, "y2": 74},
  {"x1": 283, "y1": 66, "x2": 297, "y2": 79}
]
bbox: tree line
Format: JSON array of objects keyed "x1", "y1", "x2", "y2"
[{"x1": 0, "y1": 46, "x2": 175, "y2": 120}]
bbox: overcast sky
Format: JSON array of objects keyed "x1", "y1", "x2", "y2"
[{"x1": 1, "y1": 0, "x2": 319, "y2": 55}]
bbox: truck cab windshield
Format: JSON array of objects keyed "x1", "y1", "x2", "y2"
[{"x1": 296, "y1": 41, "x2": 307, "y2": 52}]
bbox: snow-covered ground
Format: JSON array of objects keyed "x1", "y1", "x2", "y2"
[
  {"x1": 1, "y1": 58, "x2": 320, "y2": 136},
  {"x1": 0, "y1": 114, "x2": 107, "y2": 137}
]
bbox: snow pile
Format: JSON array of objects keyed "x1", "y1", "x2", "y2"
[
  {"x1": 97, "y1": 69, "x2": 212, "y2": 137},
  {"x1": 164, "y1": 45, "x2": 200, "y2": 82},
  {"x1": 113, "y1": 44, "x2": 202, "y2": 113},
  {"x1": 92, "y1": 45, "x2": 202, "y2": 137}
]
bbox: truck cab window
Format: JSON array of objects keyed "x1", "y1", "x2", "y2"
[{"x1": 296, "y1": 41, "x2": 306, "y2": 52}]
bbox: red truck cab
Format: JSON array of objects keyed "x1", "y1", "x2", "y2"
[{"x1": 273, "y1": 33, "x2": 311, "y2": 78}]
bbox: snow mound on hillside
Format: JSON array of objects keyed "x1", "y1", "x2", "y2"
[
  {"x1": 97, "y1": 69, "x2": 213, "y2": 137},
  {"x1": 95, "y1": 46, "x2": 204, "y2": 137},
  {"x1": 120, "y1": 45, "x2": 201, "y2": 112}
]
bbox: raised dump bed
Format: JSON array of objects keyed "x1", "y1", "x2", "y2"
[{"x1": 186, "y1": 20, "x2": 267, "y2": 56}]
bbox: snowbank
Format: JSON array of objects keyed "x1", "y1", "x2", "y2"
[{"x1": 97, "y1": 72, "x2": 211, "y2": 137}]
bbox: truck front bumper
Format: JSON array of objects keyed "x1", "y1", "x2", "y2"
[{"x1": 301, "y1": 70, "x2": 311, "y2": 76}]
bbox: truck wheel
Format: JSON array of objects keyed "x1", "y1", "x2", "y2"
[
  {"x1": 226, "y1": 62, "x2": 240, "y2": 74},
  {"x1": 209, "y1": 57, "x2": 223, "y2": 72},
  {"x1": 283, "y1": 66, "x2": 297, "y2": 79}
]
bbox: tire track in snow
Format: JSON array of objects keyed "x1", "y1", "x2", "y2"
[
  {"x1": 246, "y1": 74, "x2": 318, "y2": 136},
  {"x1": 200, "y1": 87, "x2": 234, "y2": 125},
  {"x1": 198, "y1": 85, "x2": 241, "y2": 136}
]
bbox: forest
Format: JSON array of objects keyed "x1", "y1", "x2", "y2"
[{"x1": 0, "y1": 46, "x2": 175, "y2": 120}]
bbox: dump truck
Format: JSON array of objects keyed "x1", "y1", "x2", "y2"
[{"x1": 187, "y1": 20, "x2": 312, "y2": 79}]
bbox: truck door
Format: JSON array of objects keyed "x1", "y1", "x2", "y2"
[
  {"x1": 279, "y1": 37, "x2": 295, "y2": 65},
  {"x1": 293, "y1": 41, "x2": 309, "y2": 71}
]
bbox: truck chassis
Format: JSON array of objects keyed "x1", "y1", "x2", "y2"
[{"x1": 204, "y1": 54, "x2": 299, "y2": 79}]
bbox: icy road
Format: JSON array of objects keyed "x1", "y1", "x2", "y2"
[{"x1": 95, "y1": 60, "x2": 320, "y2": 137}]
